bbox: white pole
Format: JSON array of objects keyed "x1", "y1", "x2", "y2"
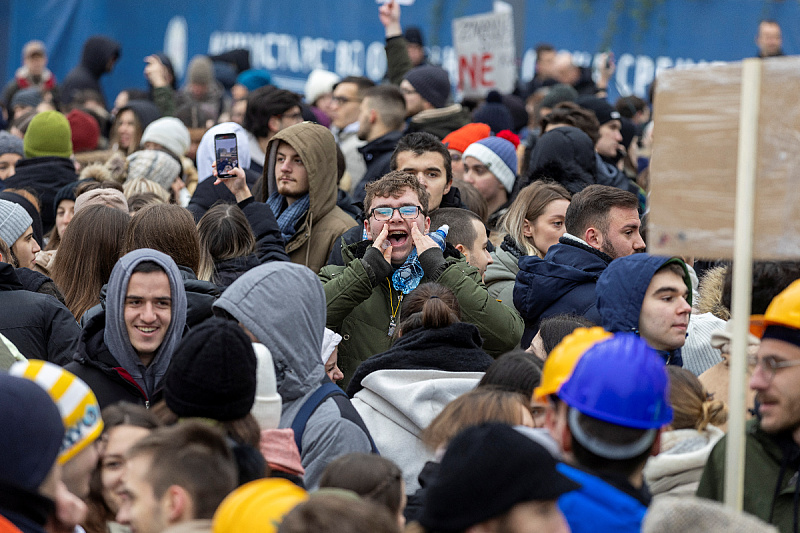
[{"x1": 724, "y1": 58, "x2": 761, "y2": 510}]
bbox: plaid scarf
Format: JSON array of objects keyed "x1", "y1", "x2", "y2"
[{"x1": 267, "y1": 192, "x2": 310, "y2": 245}]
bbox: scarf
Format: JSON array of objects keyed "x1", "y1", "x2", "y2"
[
  {"x1": 267, "y1": 192, "x2": 310, "y2": 245},
  {"x1": 392, "y1": 226, "x2": 448, "y2": 294}
]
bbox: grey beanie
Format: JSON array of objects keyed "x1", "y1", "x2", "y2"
[
  {"x1": 140, "y1": 117, "x2": 191, "y2": 159},
  {"x1": 126, "y1": 149, "x2": 181, "y2": 193},
  {"x1": 405, "y1": 65, "x2": 451, "y2": 109},
  {"x1": 0, "y1": 199, "x2": 33, "y2": 246},
  {"x1": 10, "y1": 87, "x2": 42, "y2": 111},
  {"x1": 0, "y1": 131, "x2": 24, "y2": 157}
]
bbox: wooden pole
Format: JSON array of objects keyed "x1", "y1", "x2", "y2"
[{"x1": 724, "y1": 57, "x2": 761, "y2": 510}]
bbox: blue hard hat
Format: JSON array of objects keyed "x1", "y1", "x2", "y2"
[{"x1": 558, "y1": 333, "x2": 672, "y2": 430}]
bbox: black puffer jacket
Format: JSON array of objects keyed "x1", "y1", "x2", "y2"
[
  {"x1": 3, "y1": 157, "x2": 77, "y2": 233},
  {"x1": 60, "y1": 35, "x2": 121, "y2": 107},
  {"x1": 0, "y1": 263, "x2": 79, "y2": 365},
  {"x1": 65, "y1": 311, "x2": 159, "y2": 408}
]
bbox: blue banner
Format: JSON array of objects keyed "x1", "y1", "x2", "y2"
[{"x1": 2, "y1": 0, "x2": 798, "y2": 107}]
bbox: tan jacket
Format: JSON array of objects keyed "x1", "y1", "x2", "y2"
[{"x1": 260, "y1": 123, "x2": 357, "y2": 274}]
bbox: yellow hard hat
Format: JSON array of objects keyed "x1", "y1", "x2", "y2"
[
  {"x1": 533, "y1": 327, "x2": 613, "y2": 401},
  {"x1": 212, "y1": 478, "x2": 308, "y2": 533},
  {"x1": 750, "y1": 279, "x2": 800, "y2": 338}
]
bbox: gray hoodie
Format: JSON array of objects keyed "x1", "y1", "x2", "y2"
[
  {"x1": 104, "y1": 248, "x2": 187, "y2": 398},
  {"x1": 214, "y1": 262, "x2": 372, "y2": 488}
]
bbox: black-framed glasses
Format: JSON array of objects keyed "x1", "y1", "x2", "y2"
[
  {"x1": 370, "y1": 206, "x2": 422, "y2": 221},
  {"x1": 747, "y1": 355, "x2": 800, "y2": 381},
  {"x1": 331, "y1": 96, "x2": 361, "y2": 105}
]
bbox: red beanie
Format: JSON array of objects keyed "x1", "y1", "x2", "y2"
[
  {"x1": 442, "y1": 123, "x2": 491, "y2": 154},
  {"x1": 66, "y1": 109, "x2": 100, "y2": 153}
]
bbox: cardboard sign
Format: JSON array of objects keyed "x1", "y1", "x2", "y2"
[
  {"x1": 452, "y1": 11, "x2": 515, "y2": 98},
  {"x1": 648, "y1": 56, "x2": 800, "y2": 260}
]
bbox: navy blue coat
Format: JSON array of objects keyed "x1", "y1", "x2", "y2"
[{"x1": 513, "y1": 236, "x2": 611, "y2": 346}]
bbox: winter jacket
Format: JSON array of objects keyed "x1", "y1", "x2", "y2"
[
  {"x1": 484, "y1": 236, "x2": 526, "y2": 308},
  {"x1": 697, "y1": 419, "x2": 800, "y2": 533},
  {"x1": 65, "y1": 311, "x2": 160, "y2": 408},
  {"x1": 208, "y1": 197, "x2": 289, "y2": 291},
  {"x1": 558, "y1": 463, "x2": 649, "y2": 533},
  {"x1": 0, "y1": 263, "x2": 79, "y2": 365},
  {"x1": 644, "y1": 425, "x2": 724, "y2": 497},
  {"x1": 514, "y1": 234, "x2": 609, "y2": 346},
  {"x1": 405, "y1": 105, "x2": 471, "y2": 140},
  {"x1": 1, "y1": 66, "x2": 57, "y2": 110},
  {"x1": 4, "y1": 157, "x2": 77, "y2": 233},
  {"x1": 213, "y1": 262, "x2": 374, "y2": 490},
  {"x1": 346, "y1": 322, "x2": 493, "y2": 396},
  {"x1": 353, "y1": 130, "x2": 404, "y2": 203},
  {"x1": 352, "y1": 369, "x2": 482, "y2": 494},
  {"x1": 60, "y1": 36, "x2": 121, "y2": 107},
  {"x1": 596, "y1": 253, "x2": 691, "y2": 366},
  {"x1": 320, "y1": 241, "x2": 524, "y2": 384},
  {"x1": 67, "y1": 249, "x2": 187, "y2": 407},
  {"x1": 258, "y1": 123, "x2": 358, "y2": 274}
]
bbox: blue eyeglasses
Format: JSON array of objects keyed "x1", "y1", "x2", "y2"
[{"x1": 369, "y1": 206, "x2": 422, "y2": 221}]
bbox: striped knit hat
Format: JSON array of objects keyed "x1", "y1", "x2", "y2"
[
  {"x1": 10, "y1": 360, "x2": 104, "y2": 464},
  {"x1": 462, "y1": 136, "x2": 518, "y2": 193}
]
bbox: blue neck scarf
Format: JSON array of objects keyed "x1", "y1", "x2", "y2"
[{"x1": 267, "y1": 193, "x2": 310, "y2": 244}]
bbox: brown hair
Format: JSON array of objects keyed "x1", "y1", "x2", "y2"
[
  {"x1": 197, "y1": 203, "x2": 256, "y2": 282},
  {"x1": 667, "y1": 367, "x2": 727, "y2": 432},
  {"x1": 500, "y1": 180, "x2": 571, "y2": 257},
  {"x1": 51, "y1": 205, "x2": 130, "y2": 320},
  {"x1": 451, "y1": 179, "x2": 488, "y2": 223},
  {"x1": 279, "y1": 495, "x2": 400, "y2": 533},
  {"x1": 0, "y1": 237, "x2": 11, "y2": 265},
  {"x1": 364, "y1": 171, "x2": 430, "y2": 217},
  {"x1": 363, "y1": 85, "x2": 407, "y2": 132},
  {"x1": 319, "y1": 454, "x2": 404, "y2": 517},
  {"x1": 422, "y1": 388, "x2": 529, "y2": 450},
  {"x1": 3, "y1": 188, "x2": 40, "y2": 212},
  {"x1": 564, "y1": 184, "x2": 638, "y2": 237},
  {"x1": 123, "y1": 204, "x2": 202, "y2": 276},
  {"x1": 397, "y1": 282, "x2": 460, "y2": 336},
  {"x1": 541, "y1": 102, "x2": 601, "y2": 145},
  {"x1": 109, "y1": 108, "x2": 144, "y2": 156},
  {"x1": 125, "y1": 421, "x2": 238, "y2": 519}
]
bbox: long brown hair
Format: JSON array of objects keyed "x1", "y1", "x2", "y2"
[
  {"x1": 499, "y1": 180, "x2": 571, "y2": 257},
  {"x1": 51, "y1": 205, "x2": 129, "y2": 320},
  {"x1": 197, "y1": 203, "x2": 256, "y2": 281},
  {"x1": 123, "y1": 203, "x2": 203, "y2": 277}
]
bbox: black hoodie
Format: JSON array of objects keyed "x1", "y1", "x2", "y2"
[{"x1": 60, "y1": 35, "x2": 121, "y2": 107}]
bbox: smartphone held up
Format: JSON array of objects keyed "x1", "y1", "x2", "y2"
[{"x1": 214, "y1": 133, "x2": 239, "y2": 178}]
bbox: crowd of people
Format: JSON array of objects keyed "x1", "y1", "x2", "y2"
[{"x1": 0, "y1": 5, "x2": 797, "y2": 533}]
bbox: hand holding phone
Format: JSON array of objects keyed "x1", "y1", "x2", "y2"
[{"x1": 214, "y1": 133, "x2": 240, "y2": 179}]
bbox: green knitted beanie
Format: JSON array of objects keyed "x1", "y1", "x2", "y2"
[{"x1": 23, "y1": 111, "x2": 73, "y2": 159}]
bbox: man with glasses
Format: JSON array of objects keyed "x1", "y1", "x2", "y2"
[
  {"x1": 320, "y1": 171, "x2": 523, "y2": 386},
  {"x1": 697, "y1": 279, "x2": 800, "y2": 531},
  {"x1": 330, "y1": 76, "x2": 376, "y2": 190}
]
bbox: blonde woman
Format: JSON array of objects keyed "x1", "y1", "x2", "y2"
[{"x1": 484, "y1": 180, "x2": 571, "y2": 307}]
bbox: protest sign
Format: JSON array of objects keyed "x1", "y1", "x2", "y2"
[{"x1": 452, "y1": 11, "x2": 515, "y2": 98}]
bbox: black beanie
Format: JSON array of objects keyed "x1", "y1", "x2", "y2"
[
  {"x1": 472, "y1": 91, "x2": 514, "y2": 134},
  {"x1": 165, "y1": 317, "x2": 257, "y2": 421},
  {"x1": 53, "y1": 181, "x2": 79, "y2": 222},
  {"x1": 405, "y1": 65, "x2": 451, "y2": 109}
]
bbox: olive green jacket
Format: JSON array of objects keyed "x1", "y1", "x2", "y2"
[
  {"x1": 319, "y1": 241, "x2": 524, "y2": 386},
  {"x1": 697, "y1": 418, "x2": 800, "y2": 532}
]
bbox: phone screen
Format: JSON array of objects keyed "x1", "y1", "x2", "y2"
[{"x1": 214, "y1": 133, "x2": 239, "y2": 178}]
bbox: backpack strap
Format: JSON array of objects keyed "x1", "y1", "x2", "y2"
[{"x1": 291, "y1": 381, "x2": 379, "y2": 455}]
